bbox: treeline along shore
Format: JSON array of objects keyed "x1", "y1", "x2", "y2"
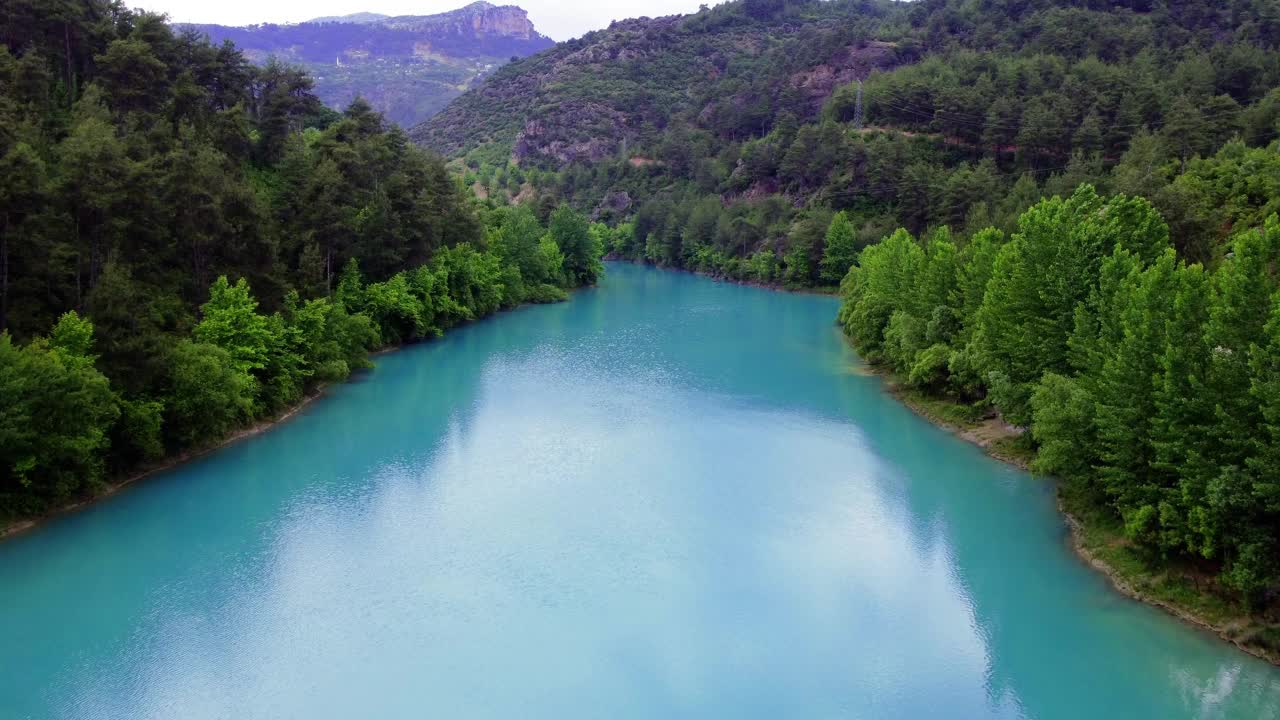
[{"x1": 0, "y1": 1, "x2": 604, "y2": 529}]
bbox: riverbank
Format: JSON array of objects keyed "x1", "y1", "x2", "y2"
[
  {"x1": 0, "y1": 383, "x2": 337, "y2": 541},
  {"x1": 0, "y1": 286, "x2": 585, "y2": 542},
  {"x1": 604, "y1": 257, "x2": 840, "y2": 296},
  {"x1": 864, "y1": 361, "x2": 1280, "y2": 666}
]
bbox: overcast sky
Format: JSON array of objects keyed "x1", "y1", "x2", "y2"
[{"x1": 128, "y1": 0, "x2": 719, "y2": 41}]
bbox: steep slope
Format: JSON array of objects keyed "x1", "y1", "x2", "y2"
[
  {"x1": 181, "y1": 2, "x2": 554, "y2": 126},
  {"x1": 412, "y1": 1, "x2": 903, "y2": 162},
  {"x1": 414, "y1": 0, "x2": 1278, "y2": 259}
]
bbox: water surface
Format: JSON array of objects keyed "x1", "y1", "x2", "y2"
[{"x1": 2, "y1": 263, "x2": 1278, "y2": 719}]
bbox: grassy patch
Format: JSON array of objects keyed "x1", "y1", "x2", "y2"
[
  {"x1": 1060, "y1": 485, "x2": 1280, "y2": 660},
  {"x1": 895, "y1": 386, "x2": 986, "y2": 428},
  {"x1": 987, "y1": 435, "x2": 1035, "y2": 466}
]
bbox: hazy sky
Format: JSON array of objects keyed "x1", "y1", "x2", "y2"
[{"x1": 128, "y1": 0, "x2": 719, "y2": 41}]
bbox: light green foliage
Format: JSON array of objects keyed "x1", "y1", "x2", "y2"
[
  {"x1": 972, "y1": 186, "x2": 1170, "y2": 425},
  {"x1": 363, "y1": 273, "x2": 427, "y2": 346},
  {"x1": 260, "y1": 313, "x2": 310, "y2": 412},
  {"x1": 746, "y1": 250, "x2": 780, "y2": 283},
  {"x1": 0, "y1": 321, "x2": 119, "y2": 514},
  {"x1": 1090, "y1": 252, "x2": 1182, "y2": 538},
  {"x1": 837, "y1": 225, "x2": 960, "y2": 391},
  {"x1": 408, "y1": 264, "x2": 463, "y2": 331},
  {"x1": 606, "y1": 223, "x2": 636, "y2": 257},
  {"x1": 1030, "y1": 372, "x2": 1098, "y2": 486},
  {"x1": 907, "y1": 343, "x2": 953, "y2": 390},
  {"x1": 839, "y1": 181, "x2": 1280, "y2": 602},
  {"x1": 819, "y1": 211, "x2": 858, "y2": 284},
  {"x1": 195, "y1": 277, "x2": 274, "y2": 377},
  {"x1": 335, "y1": 259, "x2": 366, "y2": 313},
  {"x1": 783, "y1": 239, "x2": 812, "y2": 287},
  {"x1": 489, "y1": 205, "x2": 547, "y2": 285},
  {"x1": 48, "y1": 312, "x2": 98, "y2": 365},
  {"x1": 537, "y1": 236, "x2": 567, "y2": 287},
  {"x1": 947, "y1": 228, "x2": 1006, "y2": 394},
  {"x1": 164, "y1": 340, "x2": 254, "y2": 449},
  {"x1": 284, "y1": 292, "x2": 378, "y2": 383},
  {"x1": 838, "y1": 229, "x2": 923, "y2": 360},
  {"x1": 431, "y1": 244, "x2": 504, "y2": 324}
]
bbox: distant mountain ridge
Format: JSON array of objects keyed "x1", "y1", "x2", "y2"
[
  {"x1": 180, "y1": 2, "x2": 554, "y2": 127},
  {"x1": 306, "y1": 12, "x2": 391, "y2": 25}
]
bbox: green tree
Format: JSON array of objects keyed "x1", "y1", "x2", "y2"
[
  {"x1": 163, "y1": 340, "x2": 254, "y2": 449},
  {"x1": 819, "y1": 211, "x2": 858, "y2": 284},
  {"x1": 194, "y1": 276, "x2": 274, "y2": 380},
  {"x1": 972, "y1": 187, "x2": 1169, "y2": 425},
  {"x1": 549, "y1": 206, "x2": 602, "y2": 286},
  {"x1": 0, "y1": 316, "x2": 119, "y2": 514}
]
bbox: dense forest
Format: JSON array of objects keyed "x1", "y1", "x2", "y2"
[
  {"x1": 840, "y1": 190, "x2": 1280, "y2": 611},
  {"x1": 415, "y1": 0, "x2": 1280, "y2": 616},
  {"x1": 418, "y1": 0, "x2": 1279, "y2": 282},
  {"x1": 0, "y1": 0, "x2": 603, "y2": 519}
]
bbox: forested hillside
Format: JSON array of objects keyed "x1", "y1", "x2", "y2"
[
  {"x1": 183, "y1": 2, "x2": 554, "y2": 127},
  {"x1": 0, "y1": 0, "x2": 602, "y2": 520},
  {"x1": 415, "y1": 0, "x2": 1280, "y2": 628},
  {"x1": 417, "y1": 0, "x2": 1279, "y2": 279}
]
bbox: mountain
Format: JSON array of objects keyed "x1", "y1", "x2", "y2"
[
  {"x1": 180, "y1": 2, "x2": 554, "y2": 126},
  {"x1": 412, "y1": 2, "x2": 904, "y2": 164},
  {"x1": 411, "y1": 0, "x2": 1280, "y2": 623},
  {"x1": 413, "y1": 0, "x2": 1279, "y2": 256},
  {"x1": 306, "y1": 12, "x2": 390, "y2": 24}
]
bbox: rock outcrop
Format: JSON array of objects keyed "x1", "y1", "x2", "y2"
[{"x1": 179, "y1": 3, "x2": 554, "y2": 127}]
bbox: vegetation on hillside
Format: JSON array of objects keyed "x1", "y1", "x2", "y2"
[
  {"x1": 0, "y1": 0, "x2": 602, "y2": 520},
  {"x1": 418, "y1": 0, "x2": 1278, "y2": 285},
  {"x1": 415, "y1": 0, "x2": 1280, "y2": 617}
]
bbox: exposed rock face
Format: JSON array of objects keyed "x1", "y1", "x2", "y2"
[
  {"x1": 593, "y1": 191, "x2": 633, "y2": 221},
  {"x1": 178, "y1": 3, "x2": 554, "y2": 127},
  {"x1": 788, "y1": 41, "x2": 899, "y2": 112},
  {"x1": 381, "y1": 3, "x2": 543, "y2": 42},
  {"x1": 512, "y1": 104, "x2": 632, "y2": 165}
]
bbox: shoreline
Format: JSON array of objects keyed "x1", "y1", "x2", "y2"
[
  {"x1": 864, "y1": 361, "x2": 1280, "y2": 667},
  {"x1": 0, "y1": 385, "x2": 334, "y2": 541},
  {"x1": 604, "y1": 257, "x2": 839, "y2": 296},
  {"x1": 0, "y1": 330, "x2": 423, "y2": 541},
  {"x1": 0, "y1": 292, "x2": 574, "y2": 542}
]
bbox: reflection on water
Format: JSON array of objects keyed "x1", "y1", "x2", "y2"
[{"x1": 0, "y1": 263, "x2": 1277, "y2": 719}]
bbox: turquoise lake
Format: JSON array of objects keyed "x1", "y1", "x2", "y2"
[{"x1": 1, "y1": 262, "x2": 1278, "y2": 718}]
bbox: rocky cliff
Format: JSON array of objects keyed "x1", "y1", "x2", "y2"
[{"x1": 180, "y1": 2, "x2": 554, "y2": 127}]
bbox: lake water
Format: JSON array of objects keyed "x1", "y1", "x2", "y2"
[{"x1": 1, "y1": 263, "x2": 1277, "y2": 719}]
